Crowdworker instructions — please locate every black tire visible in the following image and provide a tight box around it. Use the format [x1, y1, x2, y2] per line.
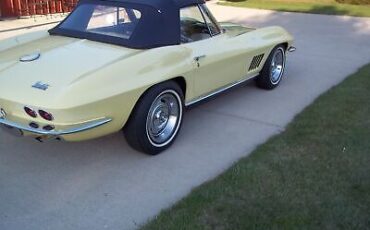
[256, 45, 286, 90]
[124, 81, 184, 155]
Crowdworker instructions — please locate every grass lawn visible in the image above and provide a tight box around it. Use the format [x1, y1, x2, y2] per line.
[141, 63, 370, 229]
[219, 0, 370, 17]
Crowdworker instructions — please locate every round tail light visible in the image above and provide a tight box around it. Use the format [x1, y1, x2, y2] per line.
[24, 107, 37, 118]
[39, 110, 53, 121]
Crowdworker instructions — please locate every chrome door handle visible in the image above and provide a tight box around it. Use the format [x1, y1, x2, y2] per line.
[194, 55, 206, 62]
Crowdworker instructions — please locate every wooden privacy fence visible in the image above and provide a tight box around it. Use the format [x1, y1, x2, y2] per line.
[0, 0, 78, 18]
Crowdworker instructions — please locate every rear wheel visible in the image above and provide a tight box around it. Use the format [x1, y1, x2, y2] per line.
[257, 45, 286, 90]
[124, 81, 184, 155]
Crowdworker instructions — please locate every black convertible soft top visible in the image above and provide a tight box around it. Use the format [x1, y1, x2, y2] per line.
[49, 0, 205, 49]
[115, 0, 204, 8]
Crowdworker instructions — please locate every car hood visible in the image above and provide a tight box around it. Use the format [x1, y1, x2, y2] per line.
[0, 35, 140, 105]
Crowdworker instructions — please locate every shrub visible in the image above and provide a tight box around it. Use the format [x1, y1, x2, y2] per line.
[335, 0, 370, 5]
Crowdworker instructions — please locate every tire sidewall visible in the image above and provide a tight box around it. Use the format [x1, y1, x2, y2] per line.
[145, 89, 183, 148]
[270, 47, 286, 86]
[125, 81, 184, 155]
[257, 44, 287, 90]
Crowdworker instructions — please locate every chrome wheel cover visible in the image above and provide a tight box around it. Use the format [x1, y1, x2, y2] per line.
[146, 90, 182, 147]
[270, 47, 285, 85]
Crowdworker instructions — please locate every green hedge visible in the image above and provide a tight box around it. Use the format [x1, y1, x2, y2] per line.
[335, 0, 369, 4]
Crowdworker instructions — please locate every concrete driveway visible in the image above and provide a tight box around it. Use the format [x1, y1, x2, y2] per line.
[1, 3, 370, 230]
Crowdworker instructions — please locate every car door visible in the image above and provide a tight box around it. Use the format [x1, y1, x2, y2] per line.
[180, 5, 245, 100]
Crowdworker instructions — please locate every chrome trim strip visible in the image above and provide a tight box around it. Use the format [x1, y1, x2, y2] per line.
[198, 4, 213, 37]
[0, 117, 112, 136]
[20, 52, 41, 62]
[185, 73, 259, 107]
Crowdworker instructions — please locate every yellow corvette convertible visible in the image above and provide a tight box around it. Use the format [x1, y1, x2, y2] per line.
[0, 0, 294, 154]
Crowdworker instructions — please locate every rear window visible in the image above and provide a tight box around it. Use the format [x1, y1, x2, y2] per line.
[59, 4, 142, 40]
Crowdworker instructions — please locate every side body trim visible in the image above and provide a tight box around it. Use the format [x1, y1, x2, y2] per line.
[185, 73, 259, 107]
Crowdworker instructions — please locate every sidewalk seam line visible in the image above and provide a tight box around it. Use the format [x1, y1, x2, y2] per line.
[199, 109, 285, 130]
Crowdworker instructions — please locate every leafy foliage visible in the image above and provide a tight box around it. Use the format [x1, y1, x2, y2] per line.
[335, 0, 370, 5]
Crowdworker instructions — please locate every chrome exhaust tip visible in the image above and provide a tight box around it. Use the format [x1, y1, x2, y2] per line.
[288, 46, 297, 52]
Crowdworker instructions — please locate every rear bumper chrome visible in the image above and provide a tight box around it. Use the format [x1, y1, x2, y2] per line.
[0, 117, 112, 138]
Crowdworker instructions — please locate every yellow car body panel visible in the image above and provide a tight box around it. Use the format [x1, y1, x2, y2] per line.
[0, 23, 293, 141]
